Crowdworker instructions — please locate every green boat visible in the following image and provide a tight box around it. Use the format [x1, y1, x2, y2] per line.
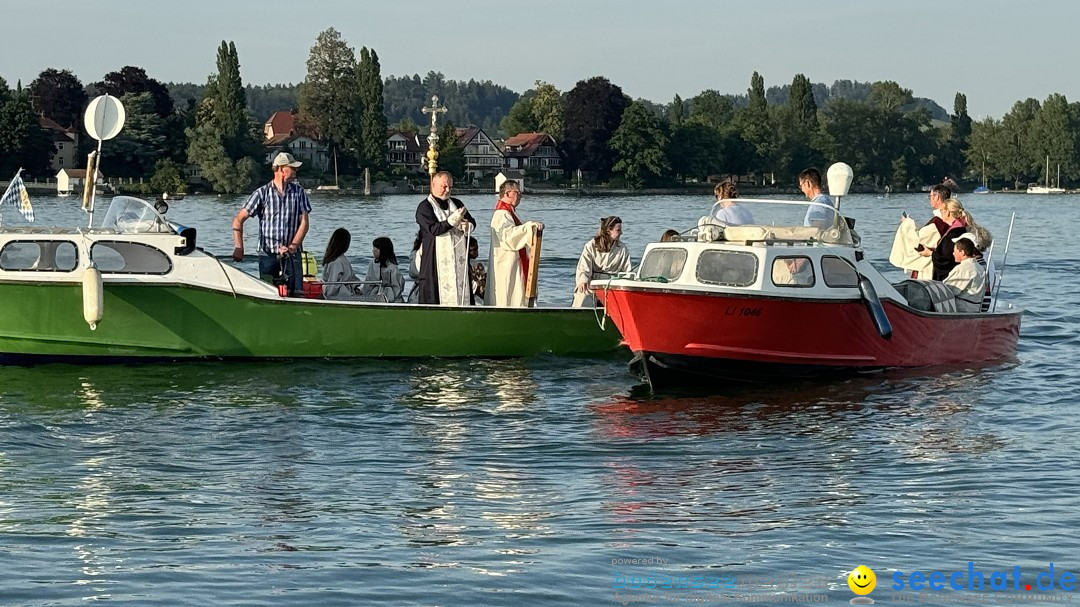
[0, 196, 622, 364]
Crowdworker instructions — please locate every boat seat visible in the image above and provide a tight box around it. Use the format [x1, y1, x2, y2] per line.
[767, 226, 824, 241]
[722, 225, 824, 243]
[892, 279, 957, 313]
[721, 225, 770, 242]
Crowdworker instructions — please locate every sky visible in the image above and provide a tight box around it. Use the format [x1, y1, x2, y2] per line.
[3, 0, 1079, 120]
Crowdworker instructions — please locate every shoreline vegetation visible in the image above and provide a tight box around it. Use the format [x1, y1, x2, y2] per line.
[4, 29, 1077, 197]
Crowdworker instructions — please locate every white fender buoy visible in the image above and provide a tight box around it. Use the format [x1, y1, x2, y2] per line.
[82, 266, 103, 330]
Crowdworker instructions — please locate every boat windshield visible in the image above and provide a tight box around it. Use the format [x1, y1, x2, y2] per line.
[99, 196, 170, 233]
[700, 198, 856, 245]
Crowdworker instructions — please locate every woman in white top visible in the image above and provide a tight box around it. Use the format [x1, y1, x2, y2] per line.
[361, 236, 406, 303]
[573, 216, 631, 307]
[321, 228, 363, 301]
[712, 181, 753, 226]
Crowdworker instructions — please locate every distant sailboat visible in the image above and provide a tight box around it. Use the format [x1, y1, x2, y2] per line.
[974, 159, 990, 194]
[1027, 156, 1066, 194]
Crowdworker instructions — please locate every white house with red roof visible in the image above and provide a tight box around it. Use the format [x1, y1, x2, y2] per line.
[502, 132, 561, 180]
[263, 111, 328, 170]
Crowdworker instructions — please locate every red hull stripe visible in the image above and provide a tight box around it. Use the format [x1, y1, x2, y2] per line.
[684, 343, 878, 362]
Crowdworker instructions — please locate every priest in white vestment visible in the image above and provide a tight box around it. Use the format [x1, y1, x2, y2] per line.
[486, 181, 543, 307]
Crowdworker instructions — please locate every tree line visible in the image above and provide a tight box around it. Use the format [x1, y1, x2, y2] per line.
[3, 31, 1078, 192]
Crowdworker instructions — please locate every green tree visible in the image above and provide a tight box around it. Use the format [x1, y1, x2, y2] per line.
[611, 101, 670, 189]
[774, 73, 823, 182]
[0, 84, 53, 177]
[667, 122, 724, 182]
[186, 41, 261, 193]
[689, 89, 735, 129]
[393, 116, 420, 135]
[1001, 98, 1041, 187]
[298, 28, 360, 167]
[668, 94, 685, 128]
[500, 94, 537, 136]
[562, 76, 630, 178]
[531, 81, 564, 139]
[946, 92, 973, 179]
[820, 98, 937, 188]
[103, 92, 168, 178]
[435, 122, 465, 180]
[29, 68, 88, 129]
[1028, 93, 1077, 182]
[357, 47, 388, 173]
[736, 72, 776, 179]
[149, 159, 186, 194]
[965, 117, 1007, 187]
[93, 66, 174, 118]
[867, 81, 913, 112]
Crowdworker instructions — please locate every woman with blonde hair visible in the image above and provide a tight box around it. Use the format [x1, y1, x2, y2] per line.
[573, 216, 631, 306]
[919, 198, 986, 281]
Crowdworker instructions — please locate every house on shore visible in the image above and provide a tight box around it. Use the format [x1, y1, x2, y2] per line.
[455, 126, 503, 183]
[56, 168, 104, 196]
[386, 130, 425, 175]
[263, 111, 329, 171]
[40, 116, 78, 173]
[502, 132, 562, 181]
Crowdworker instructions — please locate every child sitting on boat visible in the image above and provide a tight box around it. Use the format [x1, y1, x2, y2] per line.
[361, 237, 406, 303]
[322, 228, 363, 301]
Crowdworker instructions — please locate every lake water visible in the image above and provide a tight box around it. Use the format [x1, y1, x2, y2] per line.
[1, 191, 1076, 606]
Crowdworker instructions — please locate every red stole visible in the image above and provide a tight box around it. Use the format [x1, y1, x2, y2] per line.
[495, 199, 529, 280]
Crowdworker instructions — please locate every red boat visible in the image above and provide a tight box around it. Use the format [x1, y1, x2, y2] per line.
[595, 179, 1021, 390]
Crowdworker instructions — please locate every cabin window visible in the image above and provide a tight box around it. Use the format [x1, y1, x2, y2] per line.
[771, 256, 816, 287]
[91, 241, 172, 274]
[0, 241, 79, 272]
[821, 256, 859, 288]
[639, 247, 687, 282]
[696, 250, 758, 287]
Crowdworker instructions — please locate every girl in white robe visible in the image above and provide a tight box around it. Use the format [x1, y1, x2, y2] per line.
[573, 216, 631, 307]
[321, 228, 363, 301]
[361, 236, 406, 303]
[486, 183, 543, 307]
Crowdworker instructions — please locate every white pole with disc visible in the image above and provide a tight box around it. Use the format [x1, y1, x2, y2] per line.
[82, 95, 126, 228]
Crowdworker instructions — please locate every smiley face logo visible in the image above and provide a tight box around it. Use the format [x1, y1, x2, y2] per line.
[848, 565, 877, 595]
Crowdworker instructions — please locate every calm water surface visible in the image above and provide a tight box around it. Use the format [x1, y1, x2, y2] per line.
[0, 192, 1076, 605]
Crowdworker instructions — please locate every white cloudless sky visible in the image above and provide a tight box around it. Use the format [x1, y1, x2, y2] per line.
[2, 0, 1077, 119]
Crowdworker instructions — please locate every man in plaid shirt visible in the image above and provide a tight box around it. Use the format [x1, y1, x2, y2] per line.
[232, 152, 311, 295]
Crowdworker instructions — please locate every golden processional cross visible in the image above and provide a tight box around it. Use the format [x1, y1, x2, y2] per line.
[421, 95, 448, 175]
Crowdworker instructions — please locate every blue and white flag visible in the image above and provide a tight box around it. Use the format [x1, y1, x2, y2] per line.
[0, 170, 35, 222]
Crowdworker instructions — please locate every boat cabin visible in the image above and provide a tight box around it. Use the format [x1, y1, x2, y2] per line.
[617, 198, 990, 315]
